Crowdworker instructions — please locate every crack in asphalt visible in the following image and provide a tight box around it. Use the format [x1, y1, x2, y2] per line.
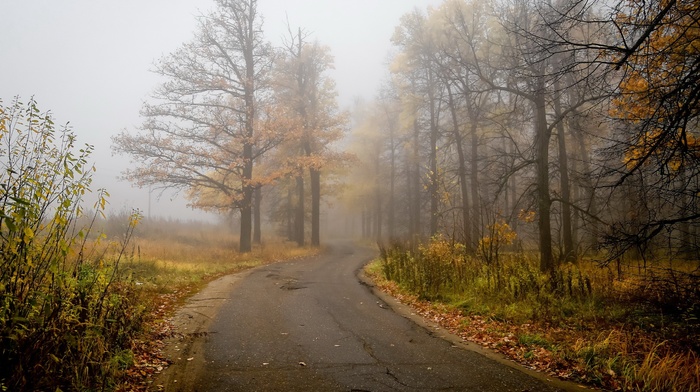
[361, 340, 377, 361]
[280, 282, 308, 290]
[385, 367, 412, 389]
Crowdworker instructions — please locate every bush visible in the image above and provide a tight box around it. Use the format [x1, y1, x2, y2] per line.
[0, 98, 144, 391]
[378, 236, 595, 316]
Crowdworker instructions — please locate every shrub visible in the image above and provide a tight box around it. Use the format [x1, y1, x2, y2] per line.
[0, 98, 144, 391]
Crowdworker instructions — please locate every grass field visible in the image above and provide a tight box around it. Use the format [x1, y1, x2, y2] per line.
[101, 217, 318, 304]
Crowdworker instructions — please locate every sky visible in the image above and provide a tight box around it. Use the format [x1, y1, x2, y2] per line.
[1, 0, 441, 222]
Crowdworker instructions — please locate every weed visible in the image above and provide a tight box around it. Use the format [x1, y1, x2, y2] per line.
[518, 333, 551, 349]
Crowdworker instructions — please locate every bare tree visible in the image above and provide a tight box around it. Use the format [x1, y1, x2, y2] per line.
[112, 0, 274, 253]
[600, 0, 700, 260]
[392, 9, 447, 241]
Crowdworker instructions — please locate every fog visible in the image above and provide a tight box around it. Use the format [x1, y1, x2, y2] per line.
[1, 0, 440, 222]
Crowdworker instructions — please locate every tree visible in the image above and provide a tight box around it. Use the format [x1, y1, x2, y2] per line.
[392, 8, 446, 241]
[377, 87, 403, 241]
[430, 0, 499, 249]
[604, 0, 700, 258]
[112, 0, 274, 253]
[271, 29, 348, 247]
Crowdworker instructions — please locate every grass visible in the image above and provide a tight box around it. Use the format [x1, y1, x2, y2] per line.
[124, 237, 316, 302]
[371, 239, 700, 392]
[103, 217, 319, 306]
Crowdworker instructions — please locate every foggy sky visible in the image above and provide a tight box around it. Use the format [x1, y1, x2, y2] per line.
[1, 0, 440, 222]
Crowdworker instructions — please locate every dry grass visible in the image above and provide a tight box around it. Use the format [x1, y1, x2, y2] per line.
[627, 347, 700, 391]
[132, 228, 315, 296]
[95, 217, 320, 312]
[123, 236, 314, 294]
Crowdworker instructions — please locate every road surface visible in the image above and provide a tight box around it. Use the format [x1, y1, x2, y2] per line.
[157, 241, 583, 391]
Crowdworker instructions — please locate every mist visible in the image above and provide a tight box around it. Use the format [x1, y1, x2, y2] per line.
[1, 0, 441, 223]
[3, 0, 698, 260]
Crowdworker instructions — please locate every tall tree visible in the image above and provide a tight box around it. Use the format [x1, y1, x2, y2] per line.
[392, 9, 446, 241]
[431, 0, 499, 248]
[378, 88, 402, 241]
[112, 0, 273, 253]
[272, 29, 347, 247]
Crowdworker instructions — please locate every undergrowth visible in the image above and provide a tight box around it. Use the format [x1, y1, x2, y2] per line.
[0, 98, 146, 391]
[376, 237, 700, 391]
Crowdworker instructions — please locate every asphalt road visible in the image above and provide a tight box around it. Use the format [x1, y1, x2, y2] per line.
[160, 241, 579, 392]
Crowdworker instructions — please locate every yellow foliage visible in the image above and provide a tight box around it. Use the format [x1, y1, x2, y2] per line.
[611, 0, 700, 170]
[419, 235, 464, 261]
[518, 209, 536, 223]
[477, 220, 517, 265]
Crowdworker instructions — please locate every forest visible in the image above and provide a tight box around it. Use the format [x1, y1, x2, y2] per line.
[349, 0, 699, 270]
[347, 0, 700, 389]
[1, 0, 699, 390]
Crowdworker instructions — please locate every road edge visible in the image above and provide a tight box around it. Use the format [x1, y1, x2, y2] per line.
[356, 262, 593, 392]
[149, 268, 258, 391]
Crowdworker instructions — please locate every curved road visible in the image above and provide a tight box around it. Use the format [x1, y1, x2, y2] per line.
[158, 241, 580, 391]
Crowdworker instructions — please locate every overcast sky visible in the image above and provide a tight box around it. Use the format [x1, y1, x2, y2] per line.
[1, 0, 441, 222]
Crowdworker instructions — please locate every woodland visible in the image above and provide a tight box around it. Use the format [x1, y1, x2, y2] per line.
[350, 0, 700, 389]
[1, 0, 699, 390]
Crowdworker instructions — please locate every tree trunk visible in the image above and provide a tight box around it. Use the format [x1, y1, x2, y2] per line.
[469, 120, 480, 249]
[374, 161, 383, 242]
[384, 103, 397, 241]
[534, 87, 554, 272]
[570, 109, 597, 250]
[447, 84, 471, 248]
[310, 168, 320, 247]
[428, 73, 439, 237]
[287, 185, 293, 241]
[239, 138, 253, 253]
[253, 186, 262, 245]
[388, 125, 396, 240]
[239, 10, 256, 254]
[361, 207, 367, 239]
[410, 90, 422, 244]
[553, 85, 575, 263]
[570, 137, 580, 249]
[295, 174, 305, 246]
[240, 187, 253, 253]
